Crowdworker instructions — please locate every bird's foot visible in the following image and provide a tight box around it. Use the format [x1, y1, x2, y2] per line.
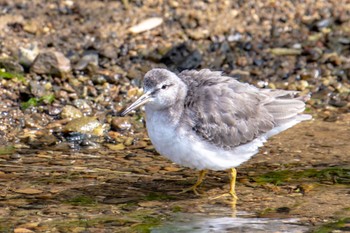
[177, 185, 201, 196]
[210, 191, 238, 203]
[177, 170, 207, 196]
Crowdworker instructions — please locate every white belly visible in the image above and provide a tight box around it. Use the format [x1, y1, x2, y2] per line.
[145, 109, 309, 171]
[145, 111, 265, 171]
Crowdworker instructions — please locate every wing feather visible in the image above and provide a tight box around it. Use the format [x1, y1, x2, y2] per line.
[178, 69, 309, 149]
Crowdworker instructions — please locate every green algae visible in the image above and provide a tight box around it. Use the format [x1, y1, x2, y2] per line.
[312, 217, 350, 233]
[0, 146, 15, 155]
[254, 167, 350, 185]
[130, 213, 163, 233]
[20, 94, 55, 110]
[0, 70, 25, 82]
[66, 195, 97, 206]
[53, 216, 139, 232]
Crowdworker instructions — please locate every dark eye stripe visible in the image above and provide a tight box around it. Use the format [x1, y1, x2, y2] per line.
[151, 88, 160, 95]
[150, 83, 174, 95]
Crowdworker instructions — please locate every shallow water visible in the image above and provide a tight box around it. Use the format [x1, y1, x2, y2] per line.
[0, 119, 349, 232]
[153, 209, 308, 233]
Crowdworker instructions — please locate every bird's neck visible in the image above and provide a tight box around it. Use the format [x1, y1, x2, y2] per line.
[146, 99, 185, 126]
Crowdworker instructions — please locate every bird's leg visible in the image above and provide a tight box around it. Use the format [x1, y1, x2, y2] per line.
[178, 170, 207, 195]
[210, 168, 238, 205]
[229, 168, 238, 201]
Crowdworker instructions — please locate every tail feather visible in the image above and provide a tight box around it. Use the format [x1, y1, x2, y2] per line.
[262, 90, 311, 126]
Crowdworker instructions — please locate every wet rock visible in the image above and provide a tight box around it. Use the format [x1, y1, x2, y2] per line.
[30, 50, 71, 77]
[105, 143, 125, 150]
[72, 99, 92, 115]
[111, 117, 132, 131]
[47, 106, 61, 116]
[63, 116, 105, 136]
[60, 105, 83, 119]
[123, 137, 133, 146]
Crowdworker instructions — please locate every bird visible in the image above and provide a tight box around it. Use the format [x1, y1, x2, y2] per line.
[120, 68, 311, 203]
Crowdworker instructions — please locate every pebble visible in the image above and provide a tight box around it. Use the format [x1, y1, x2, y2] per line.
[105, 143, 125, 150]
[13, 188, 43, 194]
[16, 42, 38, 64]
[129, 17, 163, 34]
[111, 117, 132, 131]
[60, 105, 83, 119]
[30, 50, 71, 76]
[73, 99, 92, 115]
[14, 228, 35, 233]
[74, 52, 99, 71]
[0, 59, 24, 73]
[63, 116, 104, 136]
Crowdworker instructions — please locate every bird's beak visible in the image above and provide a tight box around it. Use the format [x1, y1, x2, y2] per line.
[119, 92, 152, 116]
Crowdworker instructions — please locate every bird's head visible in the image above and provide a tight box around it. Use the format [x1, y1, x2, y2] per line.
[120, 69, 186, 116]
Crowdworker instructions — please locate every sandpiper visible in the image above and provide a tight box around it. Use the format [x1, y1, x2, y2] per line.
[120, 68, 311, 203]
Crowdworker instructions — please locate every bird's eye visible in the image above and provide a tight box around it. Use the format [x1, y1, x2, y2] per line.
[161, 84, 168, 90]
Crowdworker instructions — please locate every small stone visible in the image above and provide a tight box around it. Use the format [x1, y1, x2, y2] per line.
[10, 153, 21, 159]
[30, 50, 71, 77]
[127, 87, 141, 98]
[268, 48, 302, 56]
[14, 228, 35, 233]
[138, 201, 163, 207]
[17, 222, 39, 229]
[298, 80, 309, 91]
[63, 117, 104, 136]
[61, 105, 83, 119]
[47, 106, 62, 116]
[123, 137, 134, 146]
[18, 43, 40, 67]
[131, 140, 148, 149]
[129, 17, 163, 34]
[74, 52, 99, 71]
[105, 143, 125, 150]
[111, 117, 132, 131]
[13, 188, 43, 194]
[23, 21, 40, 34]
[72, 99, 92, 115]
[163, 166, 182, 172]
[0, 59, 24, 73]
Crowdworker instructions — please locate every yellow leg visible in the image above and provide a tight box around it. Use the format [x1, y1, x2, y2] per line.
[229, 168, 238, 201]
[210, 168, 238, 205]
[178, 170, 207, 195]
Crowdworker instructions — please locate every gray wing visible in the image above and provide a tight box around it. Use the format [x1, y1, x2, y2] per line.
[179, 69, 308, 149]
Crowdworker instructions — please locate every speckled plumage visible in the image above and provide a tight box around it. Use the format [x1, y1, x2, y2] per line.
[121, 68, 311, 171]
